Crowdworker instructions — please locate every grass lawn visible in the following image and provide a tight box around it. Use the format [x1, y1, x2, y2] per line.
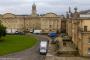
[0, 35, 38, 56]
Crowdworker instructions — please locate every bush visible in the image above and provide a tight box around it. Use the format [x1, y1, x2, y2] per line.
[0, 23, 6, 38]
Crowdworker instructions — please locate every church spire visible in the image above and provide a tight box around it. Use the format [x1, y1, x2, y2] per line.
[69, 6, 71, 13]
[32, 3, 37, 16]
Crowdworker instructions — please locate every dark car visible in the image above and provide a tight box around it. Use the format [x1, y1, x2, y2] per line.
[15, 31, 24, 35]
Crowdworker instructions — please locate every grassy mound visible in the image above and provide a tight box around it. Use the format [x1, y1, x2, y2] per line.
[0, 35, 37, 56]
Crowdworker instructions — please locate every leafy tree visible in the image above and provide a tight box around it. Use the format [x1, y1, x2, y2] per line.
[0, 23, 6, 38]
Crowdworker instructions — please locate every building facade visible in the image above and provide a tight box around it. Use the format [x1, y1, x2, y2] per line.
[0, 3, 62, 33]
[66, 8, 90, 56]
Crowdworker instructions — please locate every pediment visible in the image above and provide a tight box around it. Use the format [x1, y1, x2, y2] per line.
[3, 13, 15, 18]
[43, 12, 58, 17]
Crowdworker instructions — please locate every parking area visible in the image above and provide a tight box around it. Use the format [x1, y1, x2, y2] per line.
[45, 36, 90, 60]
[45, 56, 90, 60]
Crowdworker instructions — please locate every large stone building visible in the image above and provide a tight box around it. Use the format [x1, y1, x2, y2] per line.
[0, 3, 62, 33]
[66, 8, 90, 56]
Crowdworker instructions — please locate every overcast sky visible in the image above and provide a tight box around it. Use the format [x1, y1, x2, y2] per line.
[0, 0, 90, 15]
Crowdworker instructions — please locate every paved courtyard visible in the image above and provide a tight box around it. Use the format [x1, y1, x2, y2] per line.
[45, 55, 90, 60]
[45, 36, 90, 60]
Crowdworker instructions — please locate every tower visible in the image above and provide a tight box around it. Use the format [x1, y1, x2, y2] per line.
[69, 7, 71, 13]
[74, 7, 78, 13]
[66, 12, 69, 19]
[68, 7, 73, 18]
[32, 3, 37, 16]
[74, 7, 80, 18]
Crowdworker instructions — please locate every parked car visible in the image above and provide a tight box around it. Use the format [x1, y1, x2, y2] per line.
[48, 32, 57, 37]
[61, 33, 66, 37]
[63, 36, 70, 41]
[15, 31, 24, 35]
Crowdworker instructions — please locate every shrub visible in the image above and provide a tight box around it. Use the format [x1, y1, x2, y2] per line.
[0, 23, 6, 39]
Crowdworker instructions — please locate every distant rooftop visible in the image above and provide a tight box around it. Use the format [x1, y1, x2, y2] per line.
[80, 10, 90, 18]
[80, 10, 90, 14]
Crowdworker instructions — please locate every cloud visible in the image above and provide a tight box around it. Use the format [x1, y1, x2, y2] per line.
[0, 0, 89, 15]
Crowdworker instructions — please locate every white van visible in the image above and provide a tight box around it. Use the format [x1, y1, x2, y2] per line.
[33, 30, 42, 34]
[39, 41, 48, 55]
